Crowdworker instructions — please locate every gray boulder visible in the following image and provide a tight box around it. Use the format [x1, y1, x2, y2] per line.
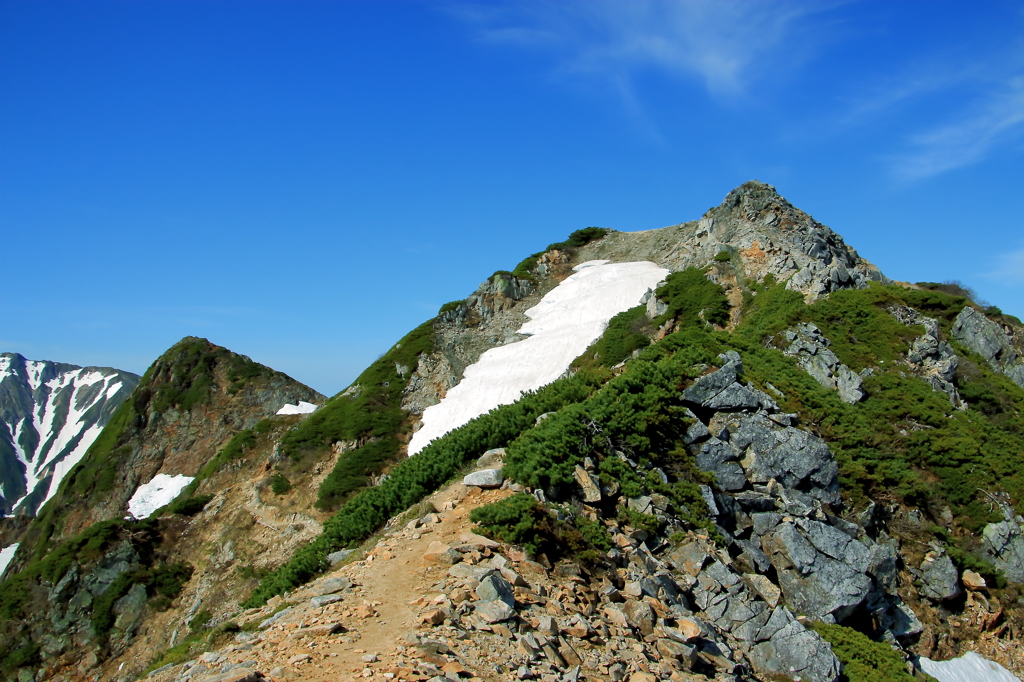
[683, 354, 742, 405]
[762, 522, 872, 621]
[463, 469, 504, 488]
[748, 617, 841, 682]
[952, 307, 1024, 389]
[890, 305, 965, 408]
[477, 448, 505, 468]
[310, 576, 351, 596]
[476, 574, 515, 608]
[740, 421, 840, 504]
[695, 438, 747, 491]
[918, 550, 961, 601]
[326, 549, 355, 565]
[112, 582, 148, 634]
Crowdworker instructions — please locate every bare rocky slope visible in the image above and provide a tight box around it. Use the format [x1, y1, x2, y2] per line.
[3, 182, 1024, 682]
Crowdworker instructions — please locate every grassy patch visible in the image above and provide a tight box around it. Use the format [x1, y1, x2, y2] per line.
[811, 623, 922, 682]
[652, 267, 732, 328]
[573, 305, 652, 369]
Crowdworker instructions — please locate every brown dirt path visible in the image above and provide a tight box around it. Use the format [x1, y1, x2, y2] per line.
[238, 484, 512, 682]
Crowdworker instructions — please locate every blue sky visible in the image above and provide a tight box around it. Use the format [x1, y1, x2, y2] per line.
[2, 0, 1023, 396]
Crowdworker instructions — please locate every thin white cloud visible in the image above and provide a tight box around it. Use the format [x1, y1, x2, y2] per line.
[450, 0, 837, 98]
[988, 247, 1024, 285]
[890, 76, 1024, 181]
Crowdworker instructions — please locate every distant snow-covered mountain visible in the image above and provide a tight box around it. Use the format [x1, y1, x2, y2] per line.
[0, 353, 139, 516]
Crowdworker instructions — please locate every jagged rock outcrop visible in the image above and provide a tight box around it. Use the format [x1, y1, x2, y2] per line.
[952, 307, 1024, 388]
[439, 272, 536, 326]
[672, 354, 923, 667]
[0, 353, 140, 516]
[780, 323, 865, 404]
[889, 306, 964, 408]
[579, 181, 889, 301]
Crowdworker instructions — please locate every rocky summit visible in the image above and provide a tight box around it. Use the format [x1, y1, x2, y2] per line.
[2, 181, 1024, 682]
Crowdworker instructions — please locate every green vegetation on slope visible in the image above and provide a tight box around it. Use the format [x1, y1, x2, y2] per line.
[572, 305, 652, 369]
[506, 227, 611, 281]
[0, 519, 192, 675]
[652, 267, 732, 328]
[275, 320, 435, 510]
[23, 337, 290, 562]
[732, 281, 1024, 533]
[469, 492, 614, 564]
[243, 368, 609, 606]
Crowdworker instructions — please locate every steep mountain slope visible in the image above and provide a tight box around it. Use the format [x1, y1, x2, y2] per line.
[4, 181, 1024, 682]
[20, 337, 325, 555]
[0, 337, 326, 678]
[0, 353, 139, 517]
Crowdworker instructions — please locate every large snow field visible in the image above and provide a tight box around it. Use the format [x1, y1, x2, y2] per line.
[127, 474, 195, 519]
[408, 260, 670, 455]
[920, 652, 1021, 682]
[0, 543, 19, 578]
[277, 401, 318, 415]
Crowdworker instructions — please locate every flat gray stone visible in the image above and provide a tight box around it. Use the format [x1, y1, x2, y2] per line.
[463, 469, 504, 488]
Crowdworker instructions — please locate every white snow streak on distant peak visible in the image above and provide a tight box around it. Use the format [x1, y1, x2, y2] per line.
[127, 474, 194, 520]
[42, 423, 103, 508]
[0, 543, 19, 578]
[25, 361, 45, 392]
[408, 260, 669, 455]
[277, 401, 318, 415]
[39, 370, 107, 472]
[919, 653, 1021, 682]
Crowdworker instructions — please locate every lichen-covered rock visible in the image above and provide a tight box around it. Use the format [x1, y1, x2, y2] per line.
[112, 582, 148, 634]
[572, 466, 601, 503]
[716, 413, 840, 503]
[474, 599, 515, 623]
[475, 574, 515, 608]
[682, 352, 779, 413]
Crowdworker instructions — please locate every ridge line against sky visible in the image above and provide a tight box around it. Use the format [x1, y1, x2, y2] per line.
[1, 0, 1023, 395]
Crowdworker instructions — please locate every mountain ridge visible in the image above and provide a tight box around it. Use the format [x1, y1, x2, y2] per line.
[3, 181, 1024, 682]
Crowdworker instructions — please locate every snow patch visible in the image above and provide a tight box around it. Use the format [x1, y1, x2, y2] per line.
[0, 543, 18, 578]
[127, 474, 195, 520]
[919, 652, 1021, 682]
[25, 361, 46, 392]
[408, 260, 670, 455]
[276, 401, 318, 416]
